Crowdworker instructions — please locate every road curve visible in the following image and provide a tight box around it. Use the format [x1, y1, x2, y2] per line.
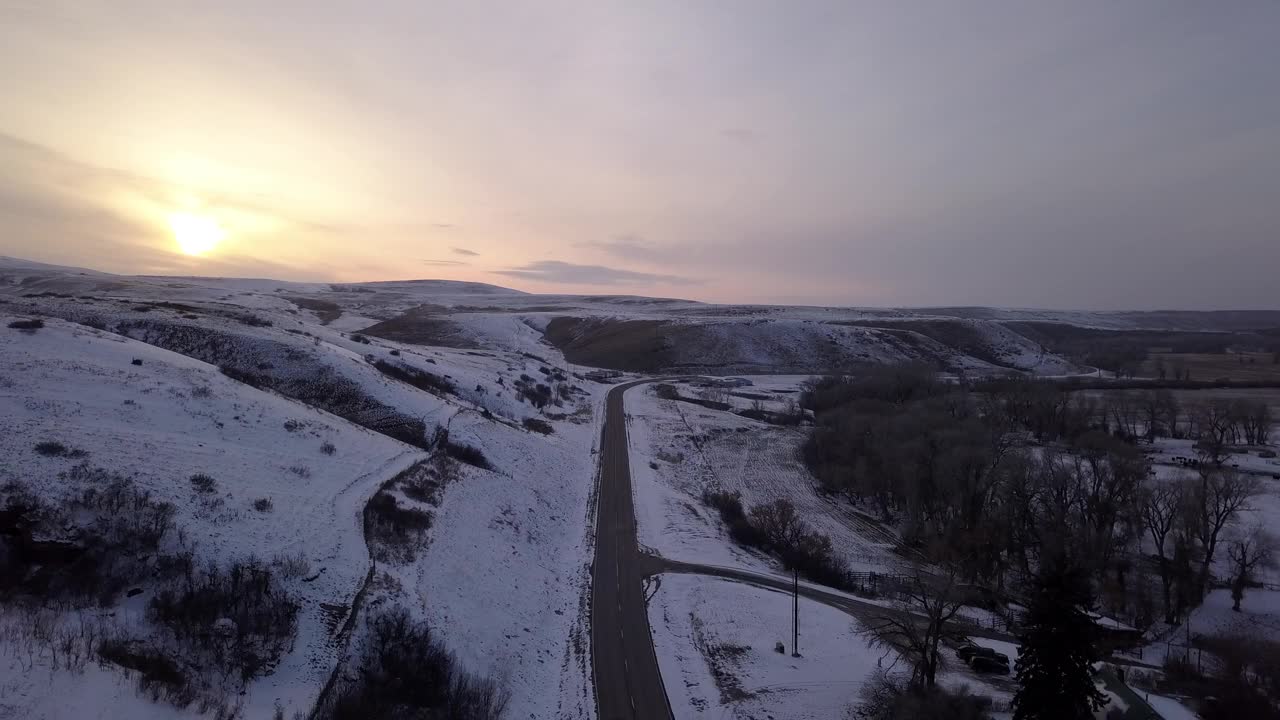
[592, 379, 673, 720]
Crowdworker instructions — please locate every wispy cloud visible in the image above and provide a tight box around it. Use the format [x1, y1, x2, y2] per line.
[451, 246, 479, 256]
[575, 234, 670, 264]
[493, 260, 698, 286]
[421, 259, 467, 267]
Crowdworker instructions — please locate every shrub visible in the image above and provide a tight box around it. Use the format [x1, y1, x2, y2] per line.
[394, 458, 455, 507]
[321, 441, 337, 455]
[654, 383, 680, 400]
[857, 670, 993, 719]
[219, 365, 270, 390]
[514, 377, 554, 408]
[236, 314, 273, 327]
[522, 418, 554, 435]
[442, 439, 490, 470]
[97, 639, 194, 706]
[389, 349, 401, 356]
[364, 492, 432, 563]
[2, 473, 176, 606]
[283, 419, 304, 432]
[700, 490, 847, 588]
[427, 426, 492, 469]
[8, 318, 44, 330]
[189, 474, 218, 494]
[148, 560, 299, 685]
[288, 464, 312, 479]
[271, 552, 311, 580]
[34, 440, 69, 456]
[190, 385, 212, 398]
[371, 359, 455, 396]
[317, 606, 508, 720]
[351, 334, 372, 344]
[131, 358, 144, 366]
[253, 497, 273, 512]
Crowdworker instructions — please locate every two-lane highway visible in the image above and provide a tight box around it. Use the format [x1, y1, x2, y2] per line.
[591, 380, 673, 720]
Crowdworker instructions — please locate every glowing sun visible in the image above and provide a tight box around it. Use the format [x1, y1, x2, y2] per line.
[169, 212, 225, 256]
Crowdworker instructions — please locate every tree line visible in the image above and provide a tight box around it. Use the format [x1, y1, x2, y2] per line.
[806, 367, 1280, 718]
[801, 367, 1274, 628]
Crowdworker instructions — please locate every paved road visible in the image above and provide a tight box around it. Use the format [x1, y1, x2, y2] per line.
[590, 378, 1017, 719]
[592, 380, 673, 720]
[649, 557, 1020, 645]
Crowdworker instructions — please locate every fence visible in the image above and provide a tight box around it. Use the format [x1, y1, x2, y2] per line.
[841, 571, 1022, 635]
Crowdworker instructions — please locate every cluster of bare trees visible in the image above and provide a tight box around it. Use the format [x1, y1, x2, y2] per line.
[1188, 398, 1273, 464]
[1140, 470, 1270, 623]
[975, 379, 1272, 450]
[802, 370, 1275, 630]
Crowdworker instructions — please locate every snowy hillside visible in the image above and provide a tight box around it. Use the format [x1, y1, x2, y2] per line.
[0, 260, 609, 719]
[3, 257, 1277, 718]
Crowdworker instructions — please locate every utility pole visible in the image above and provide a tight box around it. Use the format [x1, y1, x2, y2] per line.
[792, 568, 800, 657]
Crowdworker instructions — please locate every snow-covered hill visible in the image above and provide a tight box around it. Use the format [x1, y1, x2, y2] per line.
[0, 260, 607, 719]
[2, 256, 1277, 718]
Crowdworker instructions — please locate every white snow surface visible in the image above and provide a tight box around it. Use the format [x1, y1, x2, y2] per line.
[1145, 693, 1199, 720]
[0, 316, 416, 717]
[647, 574, 881, 719]
[627, 381, 905, 577]
[0, 281, 604, 719]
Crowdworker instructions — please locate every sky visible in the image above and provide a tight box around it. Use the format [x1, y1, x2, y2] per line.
[1, 1, 1278, 309]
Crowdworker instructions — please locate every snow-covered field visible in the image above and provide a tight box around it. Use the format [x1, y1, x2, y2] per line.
[647, 574, 881, 719]
[627, 379, 906, 577]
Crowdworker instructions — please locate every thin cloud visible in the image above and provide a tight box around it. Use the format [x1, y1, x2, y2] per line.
[451, 246, 479, 256]
[493, 260, 698, 286]
[576, 235, 669, 264]
[421, 259, 467, 267]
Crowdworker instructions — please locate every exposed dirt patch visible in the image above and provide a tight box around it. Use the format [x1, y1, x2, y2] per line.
[358, 305, 478, 348]
[544, 316, 680, 371]
[284, 295, 342, 324]
[835, 319, 1012, 368]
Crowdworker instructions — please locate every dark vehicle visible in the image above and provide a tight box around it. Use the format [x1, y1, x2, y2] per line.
[969, 646, 1011, 666]
[956, 642, 982, 662]
[969, 654, 1011, 674]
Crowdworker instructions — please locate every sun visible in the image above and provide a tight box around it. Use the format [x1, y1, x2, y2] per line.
[169, 212, 225, 256]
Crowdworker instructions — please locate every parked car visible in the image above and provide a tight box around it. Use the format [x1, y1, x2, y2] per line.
[969, 654, 1010, 674]
[956, 641, 982, 662]
[969, 647, 1011, 666]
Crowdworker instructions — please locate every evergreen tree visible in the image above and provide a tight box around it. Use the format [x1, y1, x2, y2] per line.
[1012, 561, 1106, 720]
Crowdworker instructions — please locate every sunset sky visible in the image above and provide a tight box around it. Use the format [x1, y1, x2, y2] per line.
[1, 1, 1278, 308]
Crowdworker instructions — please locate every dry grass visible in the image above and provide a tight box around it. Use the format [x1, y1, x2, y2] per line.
[1142, 352, 1280, 382]
[358, 305, 476, 348]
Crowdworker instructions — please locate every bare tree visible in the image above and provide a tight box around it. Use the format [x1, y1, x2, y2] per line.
[1139, 389, 1180, 442]
[1107, 392, 1142, 439]
[1227, 525, 1276, 611]
[1140, 482, 1187, 623]
[860, 559, 966, 690]
[1189, 469, 1259, 597]
[1237, 401, 1273, 446]
[749, 499, 808, 551]
[1070, 433, 1148, 571]
[1192, 401, 1238, 466]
